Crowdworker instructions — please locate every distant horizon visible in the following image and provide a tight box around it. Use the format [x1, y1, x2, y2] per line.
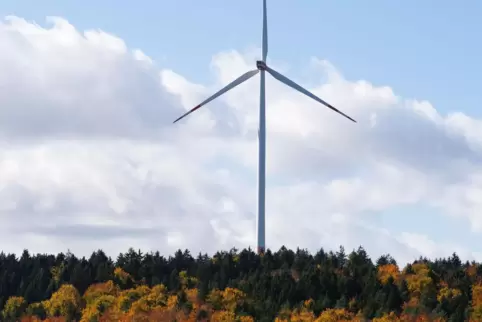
[0, 244, 473, 267]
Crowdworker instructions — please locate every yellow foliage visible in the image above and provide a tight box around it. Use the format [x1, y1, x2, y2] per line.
[471, 306, 482, 322]
[275, 307, 315, 322]
[202, 287, 248, 312]
[410, 263, 430, 275]
[373, 312, 400, 321]
[117, 285, 151, 312]
[471, 284, 482, 321]
[275, 307, 291, 321]
[12, 272, 462, 322]
[122, 284, 169, 318]
[222, 287, 246, 312]
[80, 294, 116, 322]
[238, 315, 255, 322]
[43, 284, 81, 320]
[178, 270, 198, 290]
[315, 308, 355, 322]
[437, 286, 461, 302]
[378, 264, 400, 285]
[114, 267, 133, 286]
[139, 284, 168, 309]
[95, 284, 170, 321]
[292, 309, 316, 322]
[2, 296, 27, 320]
[472, 284, 482, 307]
[50, 264, 65, 286]
[179, 270, 189, 286]
[404, 264, 433, 297]
[151, 283, 167, 294]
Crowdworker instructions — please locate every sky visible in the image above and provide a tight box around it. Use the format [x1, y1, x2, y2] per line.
[1, 0, 482, 264]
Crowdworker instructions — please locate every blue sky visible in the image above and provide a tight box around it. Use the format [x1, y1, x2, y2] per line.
[3, 0, 482, 118]
[2, 0, 482, 259]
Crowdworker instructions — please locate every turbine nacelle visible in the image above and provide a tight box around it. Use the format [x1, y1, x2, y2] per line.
[256, 60, 267, 71]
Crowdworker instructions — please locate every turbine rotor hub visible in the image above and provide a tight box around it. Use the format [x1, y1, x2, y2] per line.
[256, 60, 267, 71]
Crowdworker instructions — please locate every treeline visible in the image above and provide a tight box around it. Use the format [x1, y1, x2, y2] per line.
[0, 246, 480, 321]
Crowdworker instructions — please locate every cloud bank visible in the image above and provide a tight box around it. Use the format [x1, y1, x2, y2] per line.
[1, 16, 481, 264]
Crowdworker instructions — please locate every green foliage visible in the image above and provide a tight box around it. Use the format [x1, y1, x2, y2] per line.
[0, 246, 477, 321]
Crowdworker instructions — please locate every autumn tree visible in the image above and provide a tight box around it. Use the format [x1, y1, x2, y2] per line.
[43, 284, 81, 321]
[2, 296, 27, 321]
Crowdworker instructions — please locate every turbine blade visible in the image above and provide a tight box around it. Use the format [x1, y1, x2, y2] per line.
[173, 69, 259, 123]
[262, 0, 268, 61]
[265, 66, 356, 123]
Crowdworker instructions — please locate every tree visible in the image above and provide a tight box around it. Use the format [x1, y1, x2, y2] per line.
[43, 284, 81, 321]
[2, 296, 27, 321]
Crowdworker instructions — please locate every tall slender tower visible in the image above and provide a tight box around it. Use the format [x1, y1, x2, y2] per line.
[256, 0, 268, 255]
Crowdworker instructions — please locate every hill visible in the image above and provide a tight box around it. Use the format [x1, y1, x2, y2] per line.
[0, 246, 478, 321]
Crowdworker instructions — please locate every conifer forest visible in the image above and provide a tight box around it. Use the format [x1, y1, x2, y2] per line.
[0, 246, 480, 321]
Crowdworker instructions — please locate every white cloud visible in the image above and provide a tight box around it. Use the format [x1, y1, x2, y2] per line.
[0, 15, 481, 264]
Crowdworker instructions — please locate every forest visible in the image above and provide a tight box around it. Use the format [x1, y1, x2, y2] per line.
[0, 246, 479, 321]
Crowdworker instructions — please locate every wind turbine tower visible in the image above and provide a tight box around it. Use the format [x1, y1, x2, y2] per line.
[173, 0, 356, 254]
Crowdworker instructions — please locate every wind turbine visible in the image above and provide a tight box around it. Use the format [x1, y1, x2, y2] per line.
[173, 0, 356, 254]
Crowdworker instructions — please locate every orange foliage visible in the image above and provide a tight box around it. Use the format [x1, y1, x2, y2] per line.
[399, 313, 446, 322]
[467, 264, 478, 280]
[166, 294, 179, 309]
[315, 308, 356, 321]
[304, 299, 314, 309]
[211, 309, 236, 321]
[378, 264, 400, 285]
[373, 312, 446, 322]
[20, 317, 43, 322]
